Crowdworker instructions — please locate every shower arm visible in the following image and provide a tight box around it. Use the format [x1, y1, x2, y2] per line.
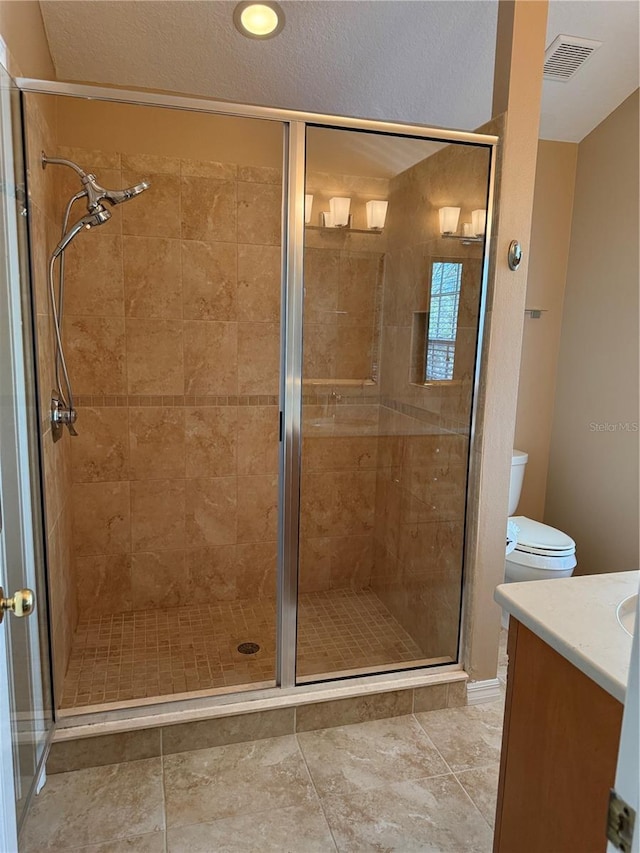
[42, 152, 105, 215]
[41, 153, 88, 179]
[42, 152, 102, 212]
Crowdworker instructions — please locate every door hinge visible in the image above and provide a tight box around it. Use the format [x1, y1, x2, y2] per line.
[607, 788, 636, 853]
[279, 410, 283, 442]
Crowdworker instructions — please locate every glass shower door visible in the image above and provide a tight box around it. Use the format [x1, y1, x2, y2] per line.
[296, 125, 492, 683]
[23, 89, 287, 710]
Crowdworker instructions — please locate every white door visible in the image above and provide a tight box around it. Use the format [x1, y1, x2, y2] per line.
[607, 591, 639, 853]
[0, 54, 54, 851]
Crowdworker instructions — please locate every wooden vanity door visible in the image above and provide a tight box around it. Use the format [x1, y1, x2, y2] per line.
[494, 620, 624, 853]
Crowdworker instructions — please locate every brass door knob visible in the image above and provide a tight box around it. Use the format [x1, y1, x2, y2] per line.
[0, 587, 35, 624]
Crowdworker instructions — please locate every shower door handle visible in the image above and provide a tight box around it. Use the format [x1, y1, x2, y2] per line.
[0, 587, 35, 624]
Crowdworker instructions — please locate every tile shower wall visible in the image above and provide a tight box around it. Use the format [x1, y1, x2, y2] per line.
[303, 172, 388, 381]
[371, 144, 489, 659]
[25, 96, 77, 699]
[58, 149, 283, 617]
[298, 172, 388, 597]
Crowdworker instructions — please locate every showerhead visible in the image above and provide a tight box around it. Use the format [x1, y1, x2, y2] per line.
[42, 152, 151, 214]
[83, 175, 151, 209]
[53, 206, 112, 258]
[99, 180, 150, 205]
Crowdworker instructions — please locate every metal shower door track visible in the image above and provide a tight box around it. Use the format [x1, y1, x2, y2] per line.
[15, 79, 498, 145]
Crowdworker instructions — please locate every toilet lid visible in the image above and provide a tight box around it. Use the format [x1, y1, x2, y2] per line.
[510, 516, 576, 557]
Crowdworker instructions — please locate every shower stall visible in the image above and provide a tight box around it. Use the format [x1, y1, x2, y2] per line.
[19, 81, 495, 718]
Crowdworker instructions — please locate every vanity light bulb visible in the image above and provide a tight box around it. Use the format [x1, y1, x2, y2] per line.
[329, 197, 351, 227]
[366, 200, 388, 230]
[439, 206, 460, 235]
[305, 194, 314, 224]
[472, 209, 487, 237]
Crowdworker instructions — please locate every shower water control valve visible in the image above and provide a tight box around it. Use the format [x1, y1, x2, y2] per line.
[51, 393, 78, 438]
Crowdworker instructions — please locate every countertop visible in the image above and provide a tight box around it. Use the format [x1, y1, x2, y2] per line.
[495, 570, 638, 703]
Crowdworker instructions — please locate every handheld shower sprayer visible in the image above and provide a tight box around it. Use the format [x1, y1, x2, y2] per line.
[53, 207, 112, 258]
[42, 152, 150, 438]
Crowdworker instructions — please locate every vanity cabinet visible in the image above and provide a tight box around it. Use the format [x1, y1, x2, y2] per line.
[493, 618, 624, 853]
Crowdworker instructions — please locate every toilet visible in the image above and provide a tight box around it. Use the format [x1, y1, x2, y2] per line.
[505, 449, 577, 583]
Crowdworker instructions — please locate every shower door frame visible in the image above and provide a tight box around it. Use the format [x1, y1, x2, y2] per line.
[17, 77, 498, 707]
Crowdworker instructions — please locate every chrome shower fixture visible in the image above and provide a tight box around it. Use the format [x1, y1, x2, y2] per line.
[42, 152, 150, 438]
[42, 152, 150, 214]
[53, 207, 112, 258]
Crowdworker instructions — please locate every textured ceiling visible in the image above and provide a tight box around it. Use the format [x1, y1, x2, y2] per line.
[543, 0, 639, 142]
[38, 0, 639, 143]
[38, 0, 498, 130]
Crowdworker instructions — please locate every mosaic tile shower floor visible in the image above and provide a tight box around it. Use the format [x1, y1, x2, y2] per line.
[61, 589, 425, 709]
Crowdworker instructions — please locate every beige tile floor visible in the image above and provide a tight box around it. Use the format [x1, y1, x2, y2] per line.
[21, 696, 505, 852]
[61, 589, 425, 709]
[23, 629, 509, 853]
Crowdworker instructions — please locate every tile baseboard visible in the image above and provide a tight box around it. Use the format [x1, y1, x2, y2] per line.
[48, 676, 469, 773]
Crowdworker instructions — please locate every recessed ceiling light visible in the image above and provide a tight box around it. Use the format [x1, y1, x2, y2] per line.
[233, 2, 285, 39]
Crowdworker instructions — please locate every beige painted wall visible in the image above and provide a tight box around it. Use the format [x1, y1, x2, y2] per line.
[0, 0, 54, 78]
[545, 89, 639, 576]
[56, 97, 283, 169]
[514, 140, 577, 519]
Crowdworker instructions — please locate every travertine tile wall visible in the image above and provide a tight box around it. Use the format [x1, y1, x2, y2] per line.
[302, 172, 388, 381]
[299, 396, 380, 595]
[57, 151, 392, 618]
[371, 143, 490, 659]
[25, 95, 77, 699]
[56, 149, 283, 617]
[298, 172, 388, 596]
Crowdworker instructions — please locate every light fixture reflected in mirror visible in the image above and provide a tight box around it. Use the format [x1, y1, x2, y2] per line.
[366, 200, 388, 230]
[439, 206, 460, 235]
[329, 197, 351, 227]
[472, 209, 487, 236]
[439, 207, 485, 244]
[308, 198, 386, 233]
[305, 194, 314, 224]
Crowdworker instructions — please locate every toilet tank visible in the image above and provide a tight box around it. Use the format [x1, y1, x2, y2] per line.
[509, 449, 529, 515]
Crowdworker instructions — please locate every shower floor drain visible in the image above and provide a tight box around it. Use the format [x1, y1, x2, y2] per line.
[237, 642, 260, 655]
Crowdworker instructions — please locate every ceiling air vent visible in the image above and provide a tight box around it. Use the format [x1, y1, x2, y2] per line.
[543, 34, 603, 82]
